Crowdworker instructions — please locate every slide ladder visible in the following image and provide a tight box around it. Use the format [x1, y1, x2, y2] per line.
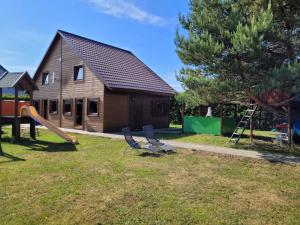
[20, 106, 78, 144]
[229, 103, 258, 144]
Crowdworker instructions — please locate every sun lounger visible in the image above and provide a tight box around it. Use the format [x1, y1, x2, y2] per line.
[143, 125, 175, 152]
[122, 127, 160, 154]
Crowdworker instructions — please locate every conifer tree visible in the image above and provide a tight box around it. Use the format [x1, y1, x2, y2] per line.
[176, 0, 300, 114]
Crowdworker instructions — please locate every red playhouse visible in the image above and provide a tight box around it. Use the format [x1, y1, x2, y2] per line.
[0, 65, 77, 155]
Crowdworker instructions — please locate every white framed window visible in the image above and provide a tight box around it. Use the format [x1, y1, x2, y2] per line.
[74, 65, 84, 81]
[42, 73, 49, 85]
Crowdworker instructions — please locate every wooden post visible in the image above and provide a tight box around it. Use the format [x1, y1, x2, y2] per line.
[30, 119, 36, 140]
[288, 102, 292, 148]
[13, 86, 20, 142]
[59, 39, 63, 128]
[0, 88, 3, 156]
[250, 117, 254, 143]
[181, 103, 185, 134]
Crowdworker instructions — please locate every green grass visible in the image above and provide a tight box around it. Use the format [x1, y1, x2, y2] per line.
[170, 123, 182, 129]
[161, 125, 300, 156]
[0, 128, 300, 225]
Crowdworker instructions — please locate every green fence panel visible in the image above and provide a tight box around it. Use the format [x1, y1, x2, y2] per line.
[183, 116, 236, 136]
[183, 116, 221, 135]
[222, 118, 236, 135]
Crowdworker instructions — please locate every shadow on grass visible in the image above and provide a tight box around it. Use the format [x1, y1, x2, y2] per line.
[258, 151, 300, 164]
[157, 131, 300, 158]
[0, 142, 26, 164]
[155, 133, 197, 140]
[1, 137, 77, 153]
[138, 150, 176, 158]
[234, 132, 300, 154]
[139, 152, 162, 158]
[0, 152, 26, 164]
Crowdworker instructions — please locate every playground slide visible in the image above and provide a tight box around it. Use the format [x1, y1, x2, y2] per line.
[20, 106, 78, 144]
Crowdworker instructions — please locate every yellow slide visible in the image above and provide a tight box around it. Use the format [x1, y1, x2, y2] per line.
[20, 106, 78, 144]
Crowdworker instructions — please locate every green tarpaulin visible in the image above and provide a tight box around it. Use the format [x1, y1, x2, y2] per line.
[183, 116, 236, 136]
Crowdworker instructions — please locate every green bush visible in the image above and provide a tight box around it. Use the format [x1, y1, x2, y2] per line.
[2, 94, 30, 101]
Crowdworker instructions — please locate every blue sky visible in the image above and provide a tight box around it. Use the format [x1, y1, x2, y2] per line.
[0, 0, 189, 91]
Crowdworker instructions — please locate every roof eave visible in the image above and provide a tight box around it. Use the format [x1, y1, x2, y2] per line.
[110, 87, 175, 97]
[12, 72, 39, 91]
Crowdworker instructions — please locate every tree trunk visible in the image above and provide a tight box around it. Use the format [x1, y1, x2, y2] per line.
[234, 104, 237, 120]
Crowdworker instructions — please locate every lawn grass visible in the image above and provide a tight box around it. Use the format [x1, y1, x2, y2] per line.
[164, 125, 300, 156]
[0, 128, 300, 224]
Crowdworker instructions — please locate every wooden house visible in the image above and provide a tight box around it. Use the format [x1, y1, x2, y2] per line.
[32, 30, 174, 132]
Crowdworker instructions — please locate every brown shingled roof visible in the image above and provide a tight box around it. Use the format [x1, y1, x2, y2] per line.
[35, 30, 174, 96]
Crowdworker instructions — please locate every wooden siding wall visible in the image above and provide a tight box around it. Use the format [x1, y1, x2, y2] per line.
[33, 38, 61, 127]
[136, 94, 170, 129]
[103, 90, 170, 132]
[33, 36, 105, 132]
[61, 39, 104, 132]
[103, 90, 129, 132]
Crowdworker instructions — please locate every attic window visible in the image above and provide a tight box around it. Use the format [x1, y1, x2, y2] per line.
[42, 73, 49, 85]
[74, 65, 84, 81]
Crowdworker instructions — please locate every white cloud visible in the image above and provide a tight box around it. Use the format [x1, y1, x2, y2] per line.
[86, 0, 167, 26]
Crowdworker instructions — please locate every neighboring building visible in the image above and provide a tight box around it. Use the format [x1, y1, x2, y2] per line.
[32, 30, 174, 132]
[0, 65, 30, 96]
[0, 65, 7, 76]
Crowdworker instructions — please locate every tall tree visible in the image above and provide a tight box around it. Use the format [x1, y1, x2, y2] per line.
[175, 0, 300, 114]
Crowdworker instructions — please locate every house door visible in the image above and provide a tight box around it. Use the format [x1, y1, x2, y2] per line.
[75, 99, 83, 128]
[129, 95, 143, 130]
[42, 100, 48, 119]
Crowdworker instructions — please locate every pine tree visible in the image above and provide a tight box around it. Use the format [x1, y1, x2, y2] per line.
[175, 0, 300, 114]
